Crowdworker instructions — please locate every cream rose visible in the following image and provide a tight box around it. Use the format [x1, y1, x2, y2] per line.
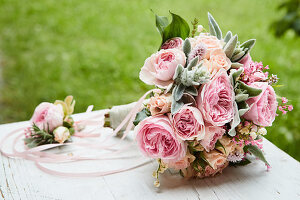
[53, 126, 70, 144]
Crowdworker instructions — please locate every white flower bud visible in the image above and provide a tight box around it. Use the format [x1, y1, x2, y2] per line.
[249, 131, 257, 139]
[257, 127, 267, 135]
[197, 25, 204, 32]
[53, 126, 70, 144]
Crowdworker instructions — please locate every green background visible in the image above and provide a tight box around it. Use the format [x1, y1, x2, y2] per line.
[0, 0, 299, 161]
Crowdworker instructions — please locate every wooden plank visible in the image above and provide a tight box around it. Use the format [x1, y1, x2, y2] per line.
[0, 112, 300, 200]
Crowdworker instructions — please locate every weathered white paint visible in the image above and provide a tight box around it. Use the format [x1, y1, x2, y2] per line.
[0, 111, 300, 200]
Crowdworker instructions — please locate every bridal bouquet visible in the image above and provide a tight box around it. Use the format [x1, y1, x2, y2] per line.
[133, 12, 293, 187]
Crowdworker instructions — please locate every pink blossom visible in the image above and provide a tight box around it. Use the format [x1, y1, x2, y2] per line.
[135, 115, 186, 162]
[200, 126, 225, 152]
[161, 37, 183, 50]
[139, 49, 186, 88]
[173, 106, 205, 140]
[30, 102, 64, 132]
[197, 69, 235, 126]
[282, 97, 288, 104]
[243, 82, 278, 127]
[288, 105, 293, 111]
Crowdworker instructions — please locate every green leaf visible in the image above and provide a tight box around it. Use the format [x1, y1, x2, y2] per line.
[224, 34, 238, 58]
[155, 14, 169, 38]
[228, 102, 240, 136]
[173, 64, 184, 81]
[232, 51, 245, 62]
[235, 93, 249, 102]
[173, 84, 186, 101]
[208, 12, 222, 39]
[237, 81, 262, 97]
[231, 62, 243, 69]
[199, 151, 213, 169]
[183, 39, 191, 57]
[162, 12, 190, 44]
[240, 39, 256, 51]
[237, 101, 250, 116]
[224, 31, 232, 43]
[133, 108, 151, 126]
[171, 100, 184, 115]
[244, 145, 270, 166]
[229, 68, 244, 86]
[215, 140, 226, 154]
[187, 56, 199, 70]
[185, 86, 198, 96]
[229, 158, 251, 166]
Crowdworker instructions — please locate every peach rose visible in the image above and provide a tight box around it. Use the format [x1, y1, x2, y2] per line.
[191, 34, 223, 59]
[147, 93, 171, 116]
[165, 151, 195, 170]
[217, 136, 236, 156]
[198, 162, 228, 178]
[139, 49, 186, 88]
[203, 150, 227, 170]
[203, 48, 231, 78]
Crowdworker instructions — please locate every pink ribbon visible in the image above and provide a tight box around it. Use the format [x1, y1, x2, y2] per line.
[0, 89, 160, 177]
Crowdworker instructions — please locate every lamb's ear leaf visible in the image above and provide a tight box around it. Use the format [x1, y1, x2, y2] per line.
[238, 81, 262, 97]
[183, 39, 191, 57]
[155, 14, 169, 38]
[173, 64, 184, 81]
[224, 34, 238, 58]
[171, 100, 184, 115]
[235, 93, 249, 102]
[133, 108, 151, 126]
[185, 86, 198, 96]
[224, 31, 232, 43]
[162, 12, 190, 44]
[240, 39, 256, 51]
[237, 101, 250, 116]
[187, 56, 199, 70]
[244, 145, 270, 166]
[208, 12, 222, 39]
[173, 83, 185, 101]
[228, 102, 240, 136]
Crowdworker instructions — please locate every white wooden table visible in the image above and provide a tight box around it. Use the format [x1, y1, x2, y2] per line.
[1, 111, 300, 200]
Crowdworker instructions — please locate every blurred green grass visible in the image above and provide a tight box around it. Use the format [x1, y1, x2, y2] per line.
[0, 0, 299, 161]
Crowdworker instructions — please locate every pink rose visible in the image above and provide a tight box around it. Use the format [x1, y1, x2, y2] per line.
[239, 53, 252, 69]
[197, 69, 235, 126]
[203, 150, 227, 170]
[203, 48, 231, 78]
[166, 151, 195, 170]
[147, 94, 171, 116]
[243, 82, 278, 127]
[161, 37, 183, 50]
[200, 126, 225, 152]
[173, 105, 205, 140]
[139, 49, 186, 88]
[135, 115, 186, 162]
[31, 102, 64, 132]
